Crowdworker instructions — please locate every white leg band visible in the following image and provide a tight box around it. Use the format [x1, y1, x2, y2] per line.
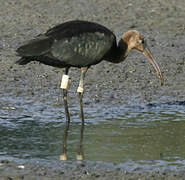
[60, 75, 69, 89]
[77, 87, 84, 93]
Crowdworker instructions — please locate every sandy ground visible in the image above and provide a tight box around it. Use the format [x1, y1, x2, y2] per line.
[0, 0, 185, 179]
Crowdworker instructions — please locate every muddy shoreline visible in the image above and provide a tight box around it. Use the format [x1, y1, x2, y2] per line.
[0, 159, 185, 180]
[0, 0, 185, 179]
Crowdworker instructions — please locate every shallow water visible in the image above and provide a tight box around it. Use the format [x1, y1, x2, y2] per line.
[0, 95, 185, 171]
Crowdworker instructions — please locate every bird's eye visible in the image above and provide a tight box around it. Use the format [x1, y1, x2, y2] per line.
[141, 39, 145, 44]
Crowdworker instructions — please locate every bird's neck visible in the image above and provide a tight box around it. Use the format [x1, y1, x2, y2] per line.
[116, 39, 130, 62]
[107, 39, 130, 63]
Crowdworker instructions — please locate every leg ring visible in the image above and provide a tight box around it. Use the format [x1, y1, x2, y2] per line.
[60, 75, 69, 89]
[77, 87, 84, 93]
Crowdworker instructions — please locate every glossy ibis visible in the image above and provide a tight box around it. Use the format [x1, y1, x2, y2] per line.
[16, 20, 163, 160]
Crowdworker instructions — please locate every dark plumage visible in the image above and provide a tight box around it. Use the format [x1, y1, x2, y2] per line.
[16, 20, 120, 67]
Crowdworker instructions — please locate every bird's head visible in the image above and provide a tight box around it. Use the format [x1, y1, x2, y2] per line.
[122, 30, 164, 85]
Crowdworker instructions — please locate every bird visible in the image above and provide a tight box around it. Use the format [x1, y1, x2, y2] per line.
[16, 20, 164, 160]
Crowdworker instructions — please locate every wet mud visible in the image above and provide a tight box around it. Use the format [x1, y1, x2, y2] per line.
[1, 159, 185, 180]
[0, 0, 185, 179]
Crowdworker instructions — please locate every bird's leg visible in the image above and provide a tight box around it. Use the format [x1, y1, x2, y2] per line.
[77, 67, 88, 122]
[60, 67, 70, 160]
[76, 67, 88, 160]
[61, 68, 70, 122]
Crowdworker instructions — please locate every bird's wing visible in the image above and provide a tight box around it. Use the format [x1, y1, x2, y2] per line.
[16, 21, 116, 67]
[50, 32, 115, 67]
[16, 35, 53, 56]
[45, 20, 114, 40]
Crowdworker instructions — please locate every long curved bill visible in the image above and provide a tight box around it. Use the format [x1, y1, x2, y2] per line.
[143, 48, 164, 86]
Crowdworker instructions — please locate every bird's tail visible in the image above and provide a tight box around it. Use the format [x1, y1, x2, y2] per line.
[15, 57, 31, 65]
